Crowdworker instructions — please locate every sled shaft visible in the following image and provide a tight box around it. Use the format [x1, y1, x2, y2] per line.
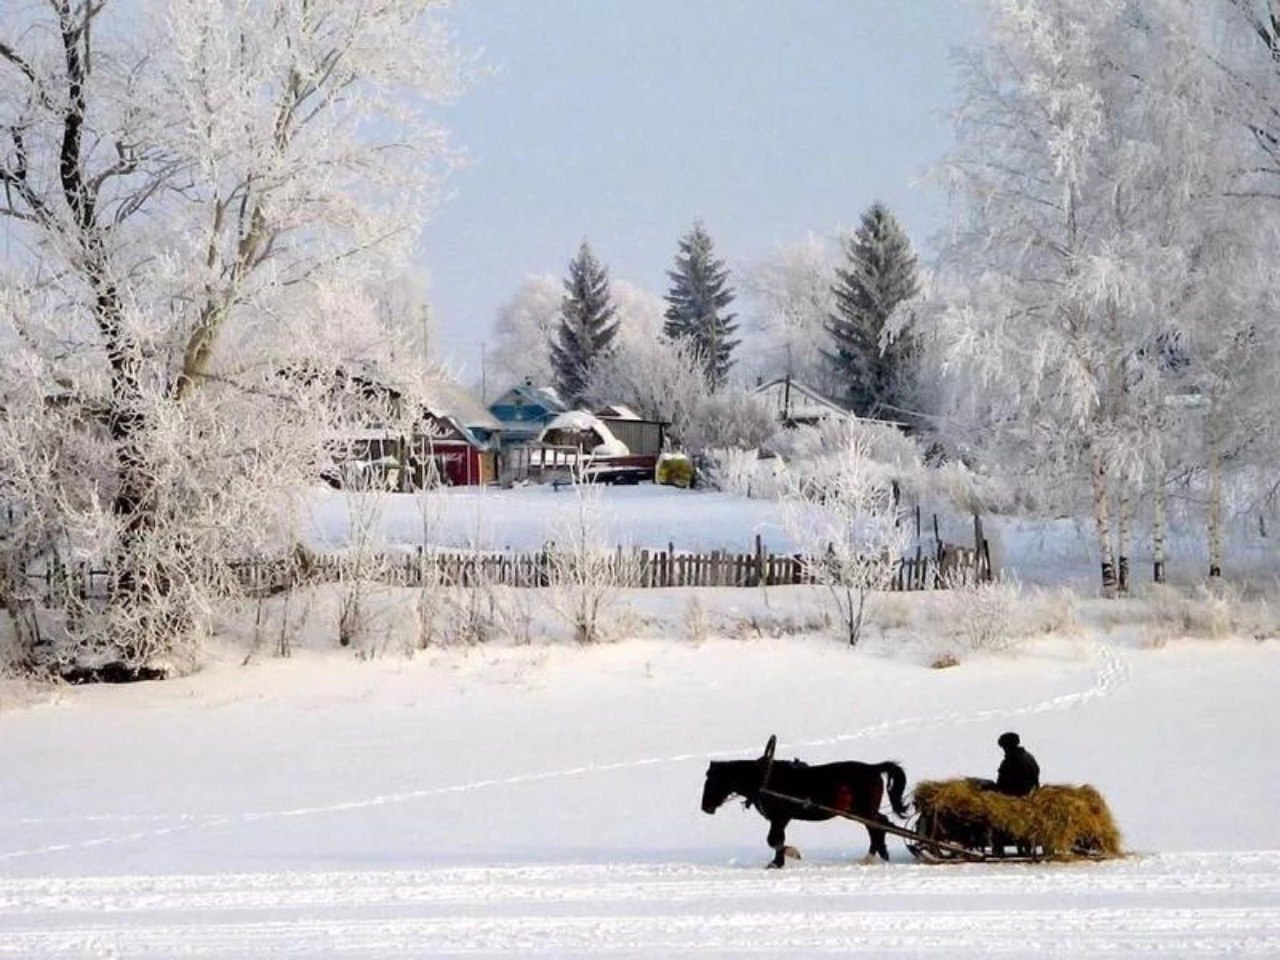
[757, 786, 985, 861]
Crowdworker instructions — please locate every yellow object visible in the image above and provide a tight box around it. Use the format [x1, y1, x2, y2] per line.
[656, 454, 694, 488]
[913, 778, 1122, 859]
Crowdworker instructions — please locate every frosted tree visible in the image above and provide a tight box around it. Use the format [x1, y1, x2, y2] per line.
[612, 281, 667, 353]
[663, 221, 739, 388]
[824, 203, 919, 420]
[925, 0, 1215, 597]
[780, 426, 911, 647]
[551, 242, 619, 407]
[586, 331, 706, 434]
[0, 0, 464, 674]
[490, 274, 562, 390]
[585, 330, 776, 454]
[1177, 1, 1280, 578]
[739, 234, 841, 396]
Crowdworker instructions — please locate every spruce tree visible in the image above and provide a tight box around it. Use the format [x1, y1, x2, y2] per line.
[824, 202, 919, 418]
[663, 221, 739, 388]
[551, 241, 619, 407]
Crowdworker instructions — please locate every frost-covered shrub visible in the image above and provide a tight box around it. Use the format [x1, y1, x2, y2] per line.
[543, 472, 640, 644]
[780, 430, 911, 646]
[703, 448, 783, 499]
[1026, 587, 1082, 637]
[1144, 581, 1277, 642]
[948, 581, 1021, 654]
[677, 387, 778, 455]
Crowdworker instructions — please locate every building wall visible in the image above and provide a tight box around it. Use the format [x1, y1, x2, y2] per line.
[602, 419, 664, 457]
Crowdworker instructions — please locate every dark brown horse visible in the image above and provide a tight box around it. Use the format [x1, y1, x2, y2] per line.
[700, 735, 909, 868]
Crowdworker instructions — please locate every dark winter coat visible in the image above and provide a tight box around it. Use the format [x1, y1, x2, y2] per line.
[996, 746, 1040, 797]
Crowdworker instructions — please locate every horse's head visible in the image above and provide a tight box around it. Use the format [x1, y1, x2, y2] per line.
[702, 736, 777, 814]
[701, 761, 736, 814]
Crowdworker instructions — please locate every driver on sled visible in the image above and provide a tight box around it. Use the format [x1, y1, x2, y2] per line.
[993, 731, 1040, 797]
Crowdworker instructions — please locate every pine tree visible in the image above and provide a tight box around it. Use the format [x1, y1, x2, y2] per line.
[551, 242, 619, 407]
[824, 203, 919, 418]
[663, 222, 739, 388]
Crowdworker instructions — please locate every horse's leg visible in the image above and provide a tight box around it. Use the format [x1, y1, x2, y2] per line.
[868, 814, 892, 861]
[766, 819, 799, 868]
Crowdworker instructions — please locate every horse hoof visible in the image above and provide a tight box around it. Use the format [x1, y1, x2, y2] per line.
[766, 861, 783, 870]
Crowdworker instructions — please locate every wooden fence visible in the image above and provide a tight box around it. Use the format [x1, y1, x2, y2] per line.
[16, 538, 990, 604]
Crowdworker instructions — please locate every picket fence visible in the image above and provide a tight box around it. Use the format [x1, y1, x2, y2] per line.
[21, 537, 990, 604]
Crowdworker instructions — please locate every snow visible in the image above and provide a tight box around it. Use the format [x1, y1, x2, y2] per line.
[541, 411, 630, 457]
[308, 484, 806, 554]
[3, 486, 1278, 956]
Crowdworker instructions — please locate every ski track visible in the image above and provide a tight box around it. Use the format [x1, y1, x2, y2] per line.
[0, 640, 1128, 863]
[1, 853, 1278, 958]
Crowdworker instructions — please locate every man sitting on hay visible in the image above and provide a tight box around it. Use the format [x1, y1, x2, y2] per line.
[911, 731, 1122, 860]
[975, 731, 1041, 797]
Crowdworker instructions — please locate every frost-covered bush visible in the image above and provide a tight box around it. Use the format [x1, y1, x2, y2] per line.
[1142, 582, 1277, 644]
[949, 581, 1022, 653]
[677, 387, 778, 455]
[771, 418, 926, 503]
[780, 429, 911, 646]
[543, 472, 640, 644]
[703, 448, 783, 499]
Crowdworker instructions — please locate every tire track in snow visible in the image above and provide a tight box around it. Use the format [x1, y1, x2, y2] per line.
[0, 641, 1127, 862]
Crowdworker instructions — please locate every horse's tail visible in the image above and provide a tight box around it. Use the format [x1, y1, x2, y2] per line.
[878, 761, 910, 817]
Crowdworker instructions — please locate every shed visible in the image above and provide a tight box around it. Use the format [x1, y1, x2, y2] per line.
[593, 405, 668, 458]
[754, 376, 853, 426]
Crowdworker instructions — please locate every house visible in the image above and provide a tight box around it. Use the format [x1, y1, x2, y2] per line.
[416, 380, 503, 486]
[487, 380, 568, 446]
[326, 369, 501, 488]
[500, 409, 663, 485]
[754, 376, 854, 427]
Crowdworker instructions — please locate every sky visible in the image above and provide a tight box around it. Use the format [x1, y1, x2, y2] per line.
[422, 0, 984, 385]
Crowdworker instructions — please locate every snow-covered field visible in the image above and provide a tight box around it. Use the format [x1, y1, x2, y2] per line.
[2, 486, 1277, 957]
[308, 484, 811, 555]
[2, 611, 1278, 957]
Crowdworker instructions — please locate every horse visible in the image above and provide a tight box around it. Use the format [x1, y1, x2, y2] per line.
[700, 735, 910, 868]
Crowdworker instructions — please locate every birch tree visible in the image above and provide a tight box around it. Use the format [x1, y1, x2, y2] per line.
[929, 0, 1209, 596]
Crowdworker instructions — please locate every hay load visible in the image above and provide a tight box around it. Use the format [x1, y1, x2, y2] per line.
[912, 778, 1123, 859]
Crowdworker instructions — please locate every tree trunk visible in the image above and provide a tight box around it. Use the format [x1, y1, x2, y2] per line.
[1088, 445, 1118, 598]
[1116, 483, 1132, 596]
[1206, 415, 1224, 579]
[1153, 475, 1167, 585]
